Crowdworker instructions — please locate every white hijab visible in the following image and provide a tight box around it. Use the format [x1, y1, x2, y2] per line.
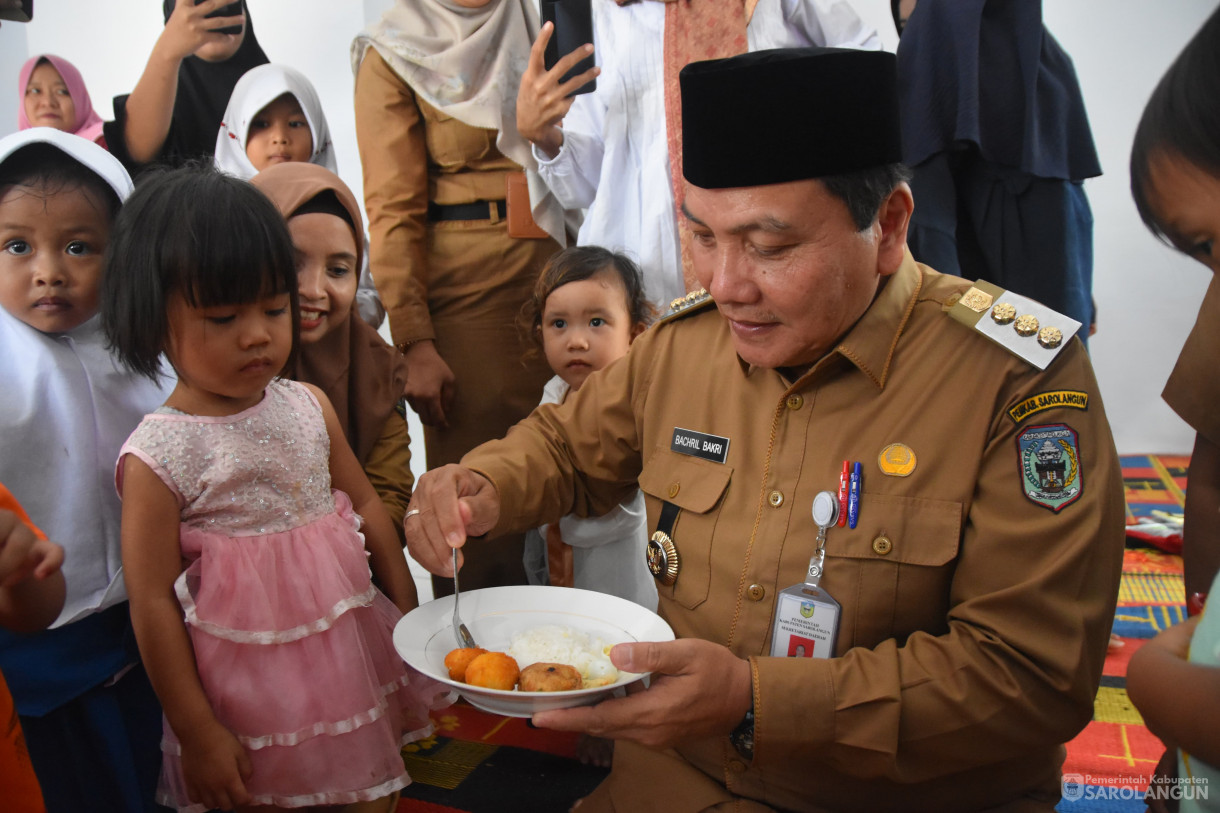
[352, 0, 574, 246]
[214, 64, 337, 180]
[0, 128, 173, 627]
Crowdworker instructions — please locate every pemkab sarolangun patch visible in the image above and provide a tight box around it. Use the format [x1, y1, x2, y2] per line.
[1016, 423, 1083, 512]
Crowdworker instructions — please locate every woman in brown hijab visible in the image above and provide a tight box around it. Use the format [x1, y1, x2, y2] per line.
[251, 162, 414, 545]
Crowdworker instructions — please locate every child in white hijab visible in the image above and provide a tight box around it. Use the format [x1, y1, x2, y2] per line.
[0, 127, 173, 812]
[215, 63, 385, 328]
[213, 63, 335, 179]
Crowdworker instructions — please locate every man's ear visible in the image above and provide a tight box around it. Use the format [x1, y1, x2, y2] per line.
[875, 182, 914, 277]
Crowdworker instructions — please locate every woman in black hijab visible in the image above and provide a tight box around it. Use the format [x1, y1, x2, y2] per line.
[104, 0, 267, 172]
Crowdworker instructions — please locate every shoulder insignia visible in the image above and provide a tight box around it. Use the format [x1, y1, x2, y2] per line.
[656, 289, 715, 325]
[944, 279, 1081, 370]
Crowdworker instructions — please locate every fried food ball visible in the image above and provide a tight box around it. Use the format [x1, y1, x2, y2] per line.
[464, 651, 520, 690]
[518, 662, 583, 692]
[444, 647, 488, 682]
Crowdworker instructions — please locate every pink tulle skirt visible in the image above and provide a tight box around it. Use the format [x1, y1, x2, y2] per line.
[157, 494, 452, 811]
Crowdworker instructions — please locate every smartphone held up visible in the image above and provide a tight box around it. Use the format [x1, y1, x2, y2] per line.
[541, 0, 597, 96]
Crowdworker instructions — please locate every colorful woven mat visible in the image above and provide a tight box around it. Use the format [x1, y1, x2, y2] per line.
[1057, 454, 1188, 812]
[396, 701, 608, 812]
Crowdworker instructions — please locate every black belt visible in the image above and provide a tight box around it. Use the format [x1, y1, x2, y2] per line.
[428, 199, 507, 221]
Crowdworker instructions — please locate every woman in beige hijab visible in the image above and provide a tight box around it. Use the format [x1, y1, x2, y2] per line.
[352, 0, 566, 595]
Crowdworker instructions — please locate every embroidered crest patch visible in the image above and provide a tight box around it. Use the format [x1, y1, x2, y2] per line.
[1016, 424, 1083, 512]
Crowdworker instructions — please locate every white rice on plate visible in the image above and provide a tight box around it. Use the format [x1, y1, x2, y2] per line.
[507, 625, 622, 688]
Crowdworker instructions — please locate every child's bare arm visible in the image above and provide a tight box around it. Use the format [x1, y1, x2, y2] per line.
[1185, 434, 1220, 598]
[120, 456, 252, 810]
[0, 510, 65, 633]
[1127, 616, 1220, 767]
[305, 384, 419, 613]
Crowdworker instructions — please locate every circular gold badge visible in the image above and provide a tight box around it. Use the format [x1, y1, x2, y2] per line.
[878, 443, 917, 477]
[1014, 314, 1040, 337]
[1037, 326, 1063, 349]
[647, 531, 680, 586]
[991, 302, 1017, 325]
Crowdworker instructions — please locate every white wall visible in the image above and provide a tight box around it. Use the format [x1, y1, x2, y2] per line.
[1042, 2, 1215, 456]
[0, 1, 1213, 456]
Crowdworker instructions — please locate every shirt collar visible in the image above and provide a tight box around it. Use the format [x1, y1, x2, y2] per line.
[830, 250, 923, 390]
[735, 250, 924, 389]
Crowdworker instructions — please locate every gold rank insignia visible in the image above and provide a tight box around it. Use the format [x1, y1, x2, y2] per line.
[946, 279, 1081, 370]
[959, 287, 994, 313]
[1014, 314, 1040, 336]
[991, 302, 1017, 324]
[657, 289, 715, 326]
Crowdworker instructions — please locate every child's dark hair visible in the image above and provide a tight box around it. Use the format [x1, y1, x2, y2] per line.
[520, 246, 656, 350]
[0, 143, 122, 222]
[1130, 6, 1220, 242]
[102, 164, 299, 380]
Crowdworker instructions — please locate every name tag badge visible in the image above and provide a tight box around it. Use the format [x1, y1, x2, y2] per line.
[671, 427, 730, 464]
[770, 584, 840, 659]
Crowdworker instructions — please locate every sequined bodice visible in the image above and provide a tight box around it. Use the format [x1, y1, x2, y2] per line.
[122, 380, 334, 535]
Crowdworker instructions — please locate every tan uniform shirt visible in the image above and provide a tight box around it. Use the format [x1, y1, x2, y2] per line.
[354, 51, 522, 347]
[364, 410, 413, 548]
[1163, 273, 1220, 446]
[464, 256, 1125, 812]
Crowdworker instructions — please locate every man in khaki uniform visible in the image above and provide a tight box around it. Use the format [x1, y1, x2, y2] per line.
[406, 47, 1125, 812]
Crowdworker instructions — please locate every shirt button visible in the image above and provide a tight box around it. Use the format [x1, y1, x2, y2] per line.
[768, 490, 784, 507]
[747, 584, 766, 601]
[728, 759, 747, 773]
[785, 394, 804, 410]
[872, 535, 893, 556]
[668, 482, 680, 498]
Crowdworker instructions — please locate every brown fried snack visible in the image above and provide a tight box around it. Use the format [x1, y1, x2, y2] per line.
[444, 647, 489, 682]
[464, 651, 520, 690]
[518, 662, 583, 692]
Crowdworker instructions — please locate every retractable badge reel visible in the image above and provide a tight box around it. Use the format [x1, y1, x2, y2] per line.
[769, 491, 842, 658]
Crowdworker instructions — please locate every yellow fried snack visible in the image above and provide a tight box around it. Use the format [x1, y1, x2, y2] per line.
[518, 662, 583, 692]
[444, 647, 488, 682]
[464, 651, 520, 690]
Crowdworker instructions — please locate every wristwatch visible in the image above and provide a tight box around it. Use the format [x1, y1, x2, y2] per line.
[729, 699, 755, 761]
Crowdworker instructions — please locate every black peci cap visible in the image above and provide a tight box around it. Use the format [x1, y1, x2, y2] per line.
[680, 47, 902, 189]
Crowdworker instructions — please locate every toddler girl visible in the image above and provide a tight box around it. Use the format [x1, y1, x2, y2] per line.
[214, 64, 334, 179]
[251, 161, 413, 545]
[104, 166, 450, 812]
[520, 246, 657, 610]
[0, 127, 173, 813]
[18, 55, 106, 146]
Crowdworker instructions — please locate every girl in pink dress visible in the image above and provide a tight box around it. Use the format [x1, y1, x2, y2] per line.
[104, 165, 451, 812]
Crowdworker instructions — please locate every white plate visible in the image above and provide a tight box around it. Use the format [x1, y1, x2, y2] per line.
[393, 585, 674, 718]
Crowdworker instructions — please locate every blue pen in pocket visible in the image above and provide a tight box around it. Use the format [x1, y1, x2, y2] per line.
[848, 461, 862, 529]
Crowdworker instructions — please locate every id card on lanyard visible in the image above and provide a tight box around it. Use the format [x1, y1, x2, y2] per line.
[770, 490, 842, 658]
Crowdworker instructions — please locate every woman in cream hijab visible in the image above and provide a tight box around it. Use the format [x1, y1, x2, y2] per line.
[352, 0, 569, 596]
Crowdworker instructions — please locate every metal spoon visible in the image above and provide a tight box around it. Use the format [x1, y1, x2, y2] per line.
[452, 547, 477, 649]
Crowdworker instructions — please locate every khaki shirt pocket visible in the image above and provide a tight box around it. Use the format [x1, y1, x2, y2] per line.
[639, 449, 733, 610]
[825, 493, 962, 649]
[418, 102, 494, 170]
